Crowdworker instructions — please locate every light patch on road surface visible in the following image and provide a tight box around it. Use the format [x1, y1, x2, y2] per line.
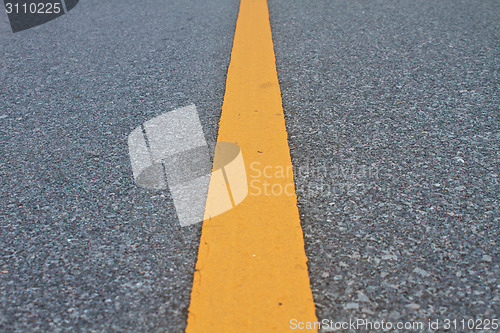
[128, 105, 248, 226]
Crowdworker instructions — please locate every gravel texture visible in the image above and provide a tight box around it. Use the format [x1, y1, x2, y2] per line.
[1, 0, 498, 331]
[269, 0, 499, 331]
[0, 0, 237, 331]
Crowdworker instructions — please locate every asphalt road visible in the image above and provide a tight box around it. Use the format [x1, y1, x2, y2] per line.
[1, 0, 498, 332]
[270, 0, 499, 329]
[0, 0, 237, 331]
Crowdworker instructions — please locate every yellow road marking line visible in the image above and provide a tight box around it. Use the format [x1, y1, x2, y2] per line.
[186, 0, 318, 331]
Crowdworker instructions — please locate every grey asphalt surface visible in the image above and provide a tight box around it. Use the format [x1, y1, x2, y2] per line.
[269, 0, 499, 330]
[0, 0, 237, 331]
[0, 0, 498, 332]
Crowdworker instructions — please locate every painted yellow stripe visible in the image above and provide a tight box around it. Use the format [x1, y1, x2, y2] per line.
[186, 0, 317, 331]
